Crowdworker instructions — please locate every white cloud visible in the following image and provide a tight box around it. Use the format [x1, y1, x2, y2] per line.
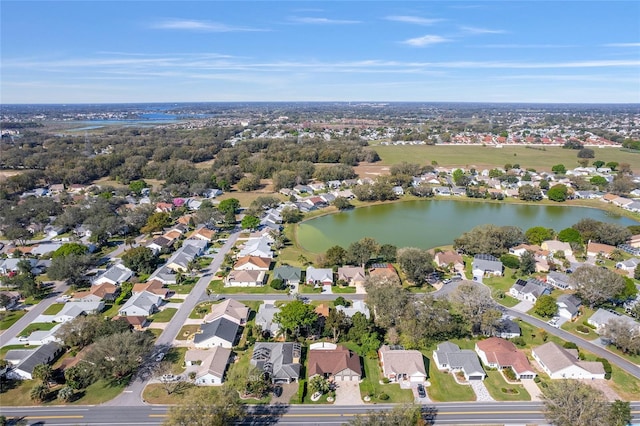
[385, 15, 444, 25]
[472, 44, 576, 49]
[402, 35, 451, 47]
[150, 19, 263, 32]
[289, 16, 361, 25]
[603, 42, 640, 47]
[460, 26, 506, 35]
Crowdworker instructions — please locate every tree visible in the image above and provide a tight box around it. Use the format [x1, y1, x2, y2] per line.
[333, 196, 353, 210]
[244, 367, 270, 398]
[589, 175, 608, 188]
[634, 263, 640, 281]
[500, 254, 520, 270]
[518, 184, 542, 201]
[240, 214, 260, 230]
[454, 224, 524, 257]
[609, 400, 632, 426]
[309, 375, 331, 395]
[270, 278, 286, 290]
[525, 227, 554, 246]
[128, 179, 148, 195]
[480, 308, 504, 337]
[324, 245, 346, 267]
[346, 237, 379, 267]
[519, 250, 536, 275]
[557, 228, 583, 245]
[602, 318, 640, 355]
[52, 242, 88, 258]
[551, 164, 567, 174]
[32, 363, 53, 386]
[273, 300, 318, 339]
[593, 160, 605, 169]
[64, 363, 95, 390]
[281, 206, 303, 223]
[571, 265, 626, 307]
[365, 275, 407, 329]
[57, 385, 75, 402]
[218, 198, 240, 215]
[449, 282, 496, 334]
[236, 175, 260, 191]
[533, 295, 557, 318]
[324, 308, 350, 342]
[47, 253, 93, 288]
[577, 148, 595, 158]
[163, 387, 245, 426]
[547, 184, 568, 202]
[85, 331, 155, 381]
[397, 248, 434, 286]
[121, 246, 158, 274]
[348, 404, 431, 426]
[140, 211, 172, 234]
[606, 162, 619, 171]
[30, 382, 49, 402]
[378, 244, 397, 262]
[542, 380, 610, 426]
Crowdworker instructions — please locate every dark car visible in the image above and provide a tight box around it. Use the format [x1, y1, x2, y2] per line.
[273, 385, 283, 397]
[417, 384, 426, 398]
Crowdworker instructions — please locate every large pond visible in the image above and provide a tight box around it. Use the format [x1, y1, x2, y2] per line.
[297, 200, 639, 253]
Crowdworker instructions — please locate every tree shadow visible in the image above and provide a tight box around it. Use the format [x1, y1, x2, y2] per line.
[243, 403, 290, 425]
[421, 405, 439, 425]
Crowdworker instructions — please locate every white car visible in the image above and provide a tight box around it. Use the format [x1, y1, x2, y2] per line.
[155, 352, 165, 362]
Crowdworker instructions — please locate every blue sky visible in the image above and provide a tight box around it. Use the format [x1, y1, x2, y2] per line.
[1, 1, 639, 104]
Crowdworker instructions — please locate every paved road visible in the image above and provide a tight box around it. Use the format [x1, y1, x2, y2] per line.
[2, 401, 639, 425]
[102, 231, 241, 407]
[0, 281, 68, 346]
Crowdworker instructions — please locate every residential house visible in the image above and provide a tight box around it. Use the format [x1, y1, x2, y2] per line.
[337, 266, 366, 287]
[225, 270, 266, 287]
[189, 227, 216, 242]
[72, 283, 120, 302]
[541, 240, 573, 257]
[616, 258, 640, 274]
[434, 187, 451, 196]
[22, 324, 62, 346]
[546, 271, 574, 290]
[255, 303, 281, 336]
[238, 236, 273, 258]
[306, 267, 333, 287]
[193, 317, 239, 349]
[586, 242, 616, 258]
[54, 300, 105, 323]
[369, 263, 399, 280]
[509, 278, 551, 303]
[307, 342, 362, 381]
[509, 244, 543, 258]
[132, 279, 172, 299]
[588, 309, 639, 334]
[0, 258, 38, 275]
[532, 342, 605, 379]
[0, 291, 21, 311]
[118, 291, 163, 317]
[434, 251, 464, 271]
[147, 236, 173, 254]
[475, 337, 536, 380]
[204, 299, 250, 325]
[496, 318, 521, 339]
[185, 347, 232, 385]
[5, 342, 64, 380]
[472, 254, 503, 279]
[165, 242, 206, 273]
[432, 342, 486, 381]
[557, 294, 582, 321]
[251, 342, 302, 383]
[336, 300, 371, 320]
[272, 265, 301, 286]
[112, 315, 149, 330]
[233, 256, 271, 271]
[378, 345, 428, 383]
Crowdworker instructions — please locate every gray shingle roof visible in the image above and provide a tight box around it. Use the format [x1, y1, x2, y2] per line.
[194, 317, 239, 346]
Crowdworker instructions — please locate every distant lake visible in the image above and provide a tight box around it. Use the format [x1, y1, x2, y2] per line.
[297, 200, 638, 253]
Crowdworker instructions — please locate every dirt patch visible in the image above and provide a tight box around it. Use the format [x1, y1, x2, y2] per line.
[0, 170, 23, 181]
[579, 379, 621, 401]
[353, 162, 390, 177]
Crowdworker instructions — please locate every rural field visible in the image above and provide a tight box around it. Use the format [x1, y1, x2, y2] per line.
[372, 145, 640, 173]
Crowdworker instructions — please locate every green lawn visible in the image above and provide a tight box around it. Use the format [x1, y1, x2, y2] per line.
[373, 145, 640, 173]
[18, 322, 58, 336]
[0, 378, 127, 406]
[167, 284, 195, 294]
[150, 308, 178, 322]
[427, 367, 476, 402]
[0, 310, 27, 330]
[482, 370, 531, 401]
[176, 324, 200, 341]
[358, 357, 414, 403]
[0, 344, 30, 357]
[167, 298, 184, 303]
[190, 301, 215, 319]
[42, 303, 65, 315]
[332, 286, 356, 294]
[209, 279, 287, 295]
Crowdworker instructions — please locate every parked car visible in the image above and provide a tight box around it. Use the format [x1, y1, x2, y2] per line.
[417, 384, 426, 398]
[273, 385, 283, 397]
[442, 278, 452, 284]
[155, 352, 165, 362]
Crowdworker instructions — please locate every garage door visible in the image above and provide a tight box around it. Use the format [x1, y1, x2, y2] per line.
[468, 375, 483, 381]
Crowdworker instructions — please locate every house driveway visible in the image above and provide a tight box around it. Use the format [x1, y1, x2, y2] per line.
[469, 380, 494, 401]
[520, 379, 542, 401]
[271, 383, 298, 404]
[333, 380, 362, 405]
[511, 300, 534, 313]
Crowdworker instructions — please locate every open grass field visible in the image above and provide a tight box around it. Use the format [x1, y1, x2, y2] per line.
[373, 145, 640, 173]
